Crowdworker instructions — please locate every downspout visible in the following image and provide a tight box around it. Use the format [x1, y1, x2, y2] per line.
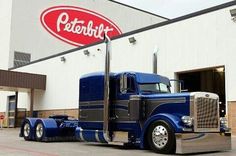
[103, 33, 111, 142]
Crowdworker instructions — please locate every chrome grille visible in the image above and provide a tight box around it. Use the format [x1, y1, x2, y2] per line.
[193, 95, 219, 132]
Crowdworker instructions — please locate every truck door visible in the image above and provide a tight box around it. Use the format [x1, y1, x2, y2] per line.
[114, 73, 136, 121]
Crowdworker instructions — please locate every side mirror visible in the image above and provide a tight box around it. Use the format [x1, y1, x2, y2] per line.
[170, 79, 188, 93]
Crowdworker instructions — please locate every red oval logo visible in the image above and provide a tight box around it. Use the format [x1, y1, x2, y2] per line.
[40, 6, 122, 46]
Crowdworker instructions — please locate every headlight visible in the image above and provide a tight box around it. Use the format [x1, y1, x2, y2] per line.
[220, 117, 228, 126]
[181, 116, 193, 127]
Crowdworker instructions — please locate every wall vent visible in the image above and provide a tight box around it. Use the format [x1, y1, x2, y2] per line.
[14, 51, 31, 67]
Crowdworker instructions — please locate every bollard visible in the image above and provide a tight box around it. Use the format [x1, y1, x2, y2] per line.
[0, 120, 2, 130]
[0, 115, 4, 130]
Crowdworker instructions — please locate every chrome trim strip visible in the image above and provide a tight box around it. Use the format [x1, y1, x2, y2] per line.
[79, 108, 104, 111]
[79, 121, 138, 124]
[95, 130, 100, 142]
[147, 97, 186, 102]
[79, 128, 84, 141]
[80, 100, 129, 105]
[79, 121, 103, 123]
[80, 100, 103, 104]
[80, 103, 104, 106]
[112, 121, 138, 124]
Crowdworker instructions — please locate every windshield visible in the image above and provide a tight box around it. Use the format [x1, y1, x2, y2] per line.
[139, 83, 170, 93]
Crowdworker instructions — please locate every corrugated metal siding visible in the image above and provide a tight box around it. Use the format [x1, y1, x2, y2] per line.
[0, 70, 46, 90]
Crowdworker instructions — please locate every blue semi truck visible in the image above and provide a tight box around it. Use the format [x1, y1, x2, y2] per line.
[20, 35, 231, 154]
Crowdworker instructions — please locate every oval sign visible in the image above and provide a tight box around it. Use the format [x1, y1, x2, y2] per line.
[40, 6, 122, 46]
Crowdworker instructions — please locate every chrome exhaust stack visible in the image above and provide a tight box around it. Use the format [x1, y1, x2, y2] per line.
[103, 33, 111, 142]
[153, 46, 158, 74]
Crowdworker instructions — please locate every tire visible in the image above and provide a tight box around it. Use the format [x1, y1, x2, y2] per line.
[147, 120, 176, 154]
[22, 121, 32, 141]
[35, 122, 45, 141]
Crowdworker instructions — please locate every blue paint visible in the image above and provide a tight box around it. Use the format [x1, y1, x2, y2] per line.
[143, 93, 190, 116]
[78, 121, 103, 130]
[79, 72, 171, 102]
[75, 127, 107, 143]
[82, 129, 97, 142]
[36, 118, 59, 138]
[133, 72, 170, 85]
[98, 132, 107, 143]
[80, 105, 104, 109]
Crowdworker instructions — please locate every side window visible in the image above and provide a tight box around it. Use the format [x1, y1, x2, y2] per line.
[120, 74, 135, 94]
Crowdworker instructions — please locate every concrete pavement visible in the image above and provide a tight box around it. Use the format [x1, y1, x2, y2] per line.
[0, 128, 235, 156]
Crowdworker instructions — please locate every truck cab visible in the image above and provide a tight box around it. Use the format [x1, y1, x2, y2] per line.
[77, 71, 231, 154]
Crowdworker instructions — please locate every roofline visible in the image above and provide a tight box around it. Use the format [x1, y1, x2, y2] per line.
[9, 0, 236, 71]
[112, 0, 236, 40]
[109, 0, 170, 20]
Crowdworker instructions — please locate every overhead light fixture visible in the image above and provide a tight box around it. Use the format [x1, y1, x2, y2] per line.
[230, 8, 236, 22]
[128, 37, 136, 44]
[83, 50, 90, 56]
[60, 56, 66, 62]
[216, 67, 224, 73]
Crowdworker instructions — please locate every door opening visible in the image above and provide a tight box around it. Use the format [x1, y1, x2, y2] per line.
[177, 67, 226, 117]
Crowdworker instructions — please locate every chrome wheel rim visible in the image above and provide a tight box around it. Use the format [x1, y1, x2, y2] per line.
[36, 123, 43, 138]
[23, 123, 30, 137]
[152, 125, 168, 149]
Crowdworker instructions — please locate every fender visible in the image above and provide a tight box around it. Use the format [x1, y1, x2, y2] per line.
[140, 113, 183, 149]
[20, 118, 38, 140]
[35, 118, 59, 139]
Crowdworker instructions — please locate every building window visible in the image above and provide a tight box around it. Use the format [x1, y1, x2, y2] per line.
[14, 51, 31, 67]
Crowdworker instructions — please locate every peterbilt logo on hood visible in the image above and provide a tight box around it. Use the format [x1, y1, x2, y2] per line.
[40, 6, 122, 46]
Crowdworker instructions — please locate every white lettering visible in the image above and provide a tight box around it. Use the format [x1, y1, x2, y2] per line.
[56, 12, 114, 39]
[57, 12, 69, 32]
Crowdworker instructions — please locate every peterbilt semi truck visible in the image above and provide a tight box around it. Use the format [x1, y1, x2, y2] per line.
[20, 35, 231, 154]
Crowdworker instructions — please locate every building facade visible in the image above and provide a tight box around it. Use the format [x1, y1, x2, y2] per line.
[1, 1, 236, 134]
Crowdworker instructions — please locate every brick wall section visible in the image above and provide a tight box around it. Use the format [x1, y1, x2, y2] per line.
[228, 101, 236, 135]
[0, 109, 79, 127]
[37, 109, 79, 119]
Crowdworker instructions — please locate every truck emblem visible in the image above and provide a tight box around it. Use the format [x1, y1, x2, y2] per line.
[205, 94, 210, 97]
[40, 6, 122, 46]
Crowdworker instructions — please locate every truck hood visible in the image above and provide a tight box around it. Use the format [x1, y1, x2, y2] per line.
[136, 92, 191, 117]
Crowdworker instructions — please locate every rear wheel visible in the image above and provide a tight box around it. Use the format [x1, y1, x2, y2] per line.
[35, 122, 44, 141]
[23, 122, 31, 141]
[147, 120, 176, 154]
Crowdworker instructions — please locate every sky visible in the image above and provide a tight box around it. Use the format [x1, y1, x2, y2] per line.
[114, 0, 232, 19]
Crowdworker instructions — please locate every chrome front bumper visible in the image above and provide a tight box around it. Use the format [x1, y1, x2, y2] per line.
[176, 132, 231, 154]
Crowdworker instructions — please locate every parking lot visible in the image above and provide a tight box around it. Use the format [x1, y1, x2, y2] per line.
[0, 128, 235, 156]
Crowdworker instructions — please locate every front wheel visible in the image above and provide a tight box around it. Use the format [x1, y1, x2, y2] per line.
[147, 120, 176, 154]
